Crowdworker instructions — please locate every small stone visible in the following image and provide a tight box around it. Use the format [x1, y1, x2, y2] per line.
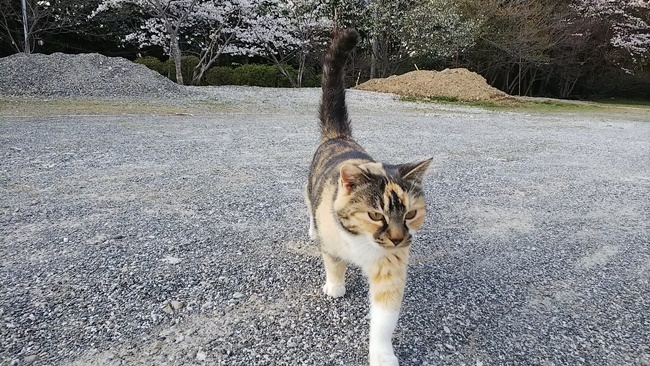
[443, 325, 451, 334]
[162, 303, 173, 314]
[232, 292, 244, 299]
[171, 301, 184, 310]
[196, 351, 207, 361]
[24, 355, 38, 364]
[161, 256, 182, 265]
[175, 334, 185, 343]
[63, 237, 69, 243]
[287, 340, 297, 348]
[445, 343, 454, 350]
[112, 234, 124, 240]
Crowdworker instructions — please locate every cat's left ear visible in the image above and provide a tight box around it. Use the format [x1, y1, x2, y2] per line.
[398, 158, 433, 185]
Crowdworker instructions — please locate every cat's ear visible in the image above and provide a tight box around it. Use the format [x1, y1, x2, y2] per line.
[340, 164, 370, 194]
[398, 158, 433, 185]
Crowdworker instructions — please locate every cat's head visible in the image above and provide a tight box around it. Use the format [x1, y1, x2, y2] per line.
[333, 159, 432, 249]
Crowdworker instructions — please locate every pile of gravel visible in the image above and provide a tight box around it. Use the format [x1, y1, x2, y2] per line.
[0, 52, 189, 99]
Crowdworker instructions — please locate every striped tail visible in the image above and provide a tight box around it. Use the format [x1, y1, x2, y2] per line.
[319, 28, 359, 141]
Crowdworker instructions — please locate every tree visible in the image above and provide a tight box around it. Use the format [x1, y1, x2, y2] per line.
[573, 0, 650, 66]
[240, 8, 301, 86]
[0, 0, 100, 54]
[366, 0, 411, 78]
[400, 0, 480, 62]
[277, 0, 331, 86]
[91, 0, 200, 85]
[460, 0, 561, 96]
[183, 0, 260, 85]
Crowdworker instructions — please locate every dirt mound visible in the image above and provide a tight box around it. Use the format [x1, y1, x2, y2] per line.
[354, 68, 512, 102]
[0, 52, 188, 98]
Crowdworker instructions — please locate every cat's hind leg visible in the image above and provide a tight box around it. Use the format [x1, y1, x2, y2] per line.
[304, 186, 317, 240]
[309, 213, 317, 240]
[321, 251, 346, 298]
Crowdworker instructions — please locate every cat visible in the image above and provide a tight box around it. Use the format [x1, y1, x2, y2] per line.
[305, 28, 432, 366]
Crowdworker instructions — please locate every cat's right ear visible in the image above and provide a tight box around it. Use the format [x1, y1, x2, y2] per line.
[398, 158, 433, 185]
[340, 164, 369, 194]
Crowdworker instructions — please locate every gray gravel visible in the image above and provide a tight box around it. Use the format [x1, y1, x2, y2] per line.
[0, 53, 187, 99]
[1, 87, 649, 366]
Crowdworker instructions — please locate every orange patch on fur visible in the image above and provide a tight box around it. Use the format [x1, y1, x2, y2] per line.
[373, 289, 404, 306]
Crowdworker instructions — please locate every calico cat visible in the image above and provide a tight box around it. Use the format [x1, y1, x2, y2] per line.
[306, 29, 432, 366]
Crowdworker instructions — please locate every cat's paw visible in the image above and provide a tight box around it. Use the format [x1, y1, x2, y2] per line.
[322, 282, 346, 298]
[369, 350, 399, 366]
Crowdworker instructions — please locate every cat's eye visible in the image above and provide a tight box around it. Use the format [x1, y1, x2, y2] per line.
[368, 212, 384, 221]
[405, 210, 417, 220]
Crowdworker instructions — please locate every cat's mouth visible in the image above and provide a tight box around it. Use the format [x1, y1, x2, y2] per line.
[378, 238, 411, 249]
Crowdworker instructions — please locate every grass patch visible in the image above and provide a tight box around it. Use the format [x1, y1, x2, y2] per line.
[592, 97, 650, 108]
[398, 95, 604, 112]
[0, 97, 234, 117]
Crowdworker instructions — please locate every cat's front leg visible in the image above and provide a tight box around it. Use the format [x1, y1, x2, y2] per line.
[366, 252, 409, 366]
[369, 306, 400, 366]
[321, 251, 347, 298]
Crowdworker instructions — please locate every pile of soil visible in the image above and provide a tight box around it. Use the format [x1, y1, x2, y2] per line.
[0, 52, 188, 98]
[354, 68, 512, 103]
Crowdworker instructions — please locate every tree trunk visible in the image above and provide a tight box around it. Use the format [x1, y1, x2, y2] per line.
[170, 31, 183, 85]
[297, 52, 306, 87]
[370, 34, 378, 79]
[21, 0, 30, 55]
[370, 3, 378, 79]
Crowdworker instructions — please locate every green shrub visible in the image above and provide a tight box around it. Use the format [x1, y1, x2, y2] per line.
[301, 72, 321, 87]
[230, 64, 297, 87]
[133, 56, 166, 75]
[202, 64, 320, 87]
[205, 66, 236, 85]
[164, 55, 200, 85]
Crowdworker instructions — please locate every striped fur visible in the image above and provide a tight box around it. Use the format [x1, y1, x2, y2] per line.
[305, 29, 432, 366]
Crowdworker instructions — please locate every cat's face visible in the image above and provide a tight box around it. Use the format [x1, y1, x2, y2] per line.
[333, 160, 431, 249]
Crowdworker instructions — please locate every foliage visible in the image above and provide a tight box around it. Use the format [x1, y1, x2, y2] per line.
[203, 64, 320, 87]
[134, 56, 166, 75]
[573, 0, 650, 60]
[205, 66, 236, 85]
[0, 0, 102, 53]
[164, 55, 200, 85]
[232, 64, 297, 87]
[4, 0, 648, 98]
[400, 0, 480, 60]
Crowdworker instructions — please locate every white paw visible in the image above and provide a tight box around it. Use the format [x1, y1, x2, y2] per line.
[369, 350, 398, 366]
[322, 282, 346, 298]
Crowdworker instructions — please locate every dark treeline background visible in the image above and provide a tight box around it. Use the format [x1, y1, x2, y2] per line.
[1, 0, 649, 99]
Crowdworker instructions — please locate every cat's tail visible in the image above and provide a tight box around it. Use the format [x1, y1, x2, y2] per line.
[319, 28, 359, 142]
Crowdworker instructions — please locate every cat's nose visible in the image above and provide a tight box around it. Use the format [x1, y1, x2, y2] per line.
[389, 235, 404, 245]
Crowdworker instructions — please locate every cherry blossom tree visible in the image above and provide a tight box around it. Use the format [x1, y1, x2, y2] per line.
[573, 0, 650, 64]
[237, 0, 330, 87]
[183, 0, 261, 85]
[91, 0, 200, 84]
[278, 0, 331, 86]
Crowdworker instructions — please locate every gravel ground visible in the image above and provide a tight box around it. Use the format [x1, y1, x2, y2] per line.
[1, 87, 649, 366]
